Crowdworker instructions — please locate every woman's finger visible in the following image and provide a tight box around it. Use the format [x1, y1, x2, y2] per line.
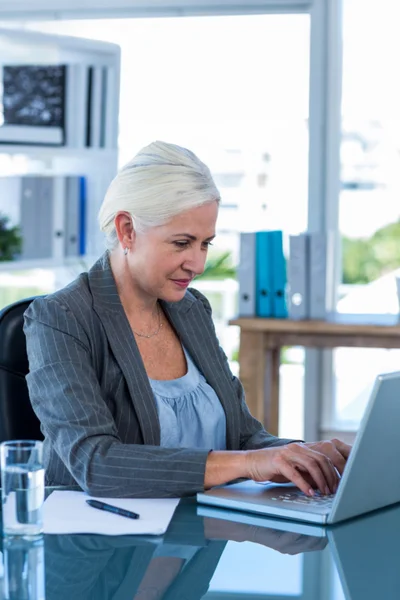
[277, 461, 316, 497]
[311, 441, 347, 474]
[309, 451, 339, 493]
[296, 455, 333, 495]
[328, 448, 346, 475]
[332, 438, 351, 460]
[289, 445, 338, 494]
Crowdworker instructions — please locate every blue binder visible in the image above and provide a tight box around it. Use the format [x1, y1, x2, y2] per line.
[64, 175, 87, 258]
[255, 231, 272, 317]
[270, 230, 288, 318]
[79, 176, 87, 256]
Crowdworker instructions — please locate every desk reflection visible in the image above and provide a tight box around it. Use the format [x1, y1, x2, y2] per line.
[326, 502, 400, 600]
[2, 536, 45, 600]
[2, 498, 399, 600]
[43, 499, 326, 600]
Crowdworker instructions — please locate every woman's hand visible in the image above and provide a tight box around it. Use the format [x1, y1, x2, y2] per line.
[204, 439, 351, 493]
[304, 439, 351, 475]
[244, 443, 340, 496]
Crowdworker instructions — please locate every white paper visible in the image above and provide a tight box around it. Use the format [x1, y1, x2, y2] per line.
[43, 491, 180, 535]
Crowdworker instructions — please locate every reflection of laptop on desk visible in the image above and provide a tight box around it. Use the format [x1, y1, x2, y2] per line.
[200, 500, 400, 599]
[197, 503, 328, 538]
[198, 371, 400, 524]
[327, 502, 400, 599]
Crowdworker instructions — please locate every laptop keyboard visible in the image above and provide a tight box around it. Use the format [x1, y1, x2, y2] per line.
[270, 491, 336, 508]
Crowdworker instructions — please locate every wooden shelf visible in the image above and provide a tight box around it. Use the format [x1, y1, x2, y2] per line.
[230, 314, 400, 337]
[232, 316, 400, 435]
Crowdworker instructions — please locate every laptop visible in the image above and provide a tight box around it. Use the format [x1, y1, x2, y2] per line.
[197, 371, 400, 524]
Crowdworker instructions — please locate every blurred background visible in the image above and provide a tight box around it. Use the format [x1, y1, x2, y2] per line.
[0, 0, 399, 444]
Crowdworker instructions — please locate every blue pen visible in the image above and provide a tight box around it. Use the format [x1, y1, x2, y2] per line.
[86, 499, 140, 520]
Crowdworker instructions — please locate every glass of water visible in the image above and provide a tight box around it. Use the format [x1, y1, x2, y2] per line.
[0, 441, 44, 538]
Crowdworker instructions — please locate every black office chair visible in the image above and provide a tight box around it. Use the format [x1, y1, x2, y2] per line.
[0, 297, 43, 442]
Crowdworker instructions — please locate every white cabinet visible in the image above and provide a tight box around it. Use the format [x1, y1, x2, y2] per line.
[0, 27, 120, 271]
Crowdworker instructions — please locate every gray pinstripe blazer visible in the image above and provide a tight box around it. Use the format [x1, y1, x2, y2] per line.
[23, 252, 294, 498]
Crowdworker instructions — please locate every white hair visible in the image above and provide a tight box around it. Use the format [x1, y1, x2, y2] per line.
[98, 140, 221, 250]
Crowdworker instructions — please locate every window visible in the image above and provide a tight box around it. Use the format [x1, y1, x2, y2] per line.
[331, 0, 400, 430]
[25, 13, 310, 439]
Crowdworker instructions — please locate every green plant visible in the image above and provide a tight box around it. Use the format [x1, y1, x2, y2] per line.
[0, 213, 22, 261]
[196, 250, 236, 281]
[342, 220, 400, 284]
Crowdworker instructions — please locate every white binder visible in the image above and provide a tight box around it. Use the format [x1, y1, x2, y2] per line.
[238, 232, 256, 317]
[288, 233, 309, 320]
[20, 177, 55, 260]
[64, 176, 81, 258]
[309, 232, 335, 320]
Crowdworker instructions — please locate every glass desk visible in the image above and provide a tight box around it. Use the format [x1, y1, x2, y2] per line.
[1, 488, 399, 599]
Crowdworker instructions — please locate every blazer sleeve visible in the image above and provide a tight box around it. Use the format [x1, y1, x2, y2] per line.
[190, 290, 300, 450]
[23, 297, 210, 498]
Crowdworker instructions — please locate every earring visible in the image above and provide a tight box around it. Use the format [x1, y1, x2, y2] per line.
[123, 247, 128, 256]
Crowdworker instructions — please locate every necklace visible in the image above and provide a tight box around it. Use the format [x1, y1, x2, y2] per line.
[131, 303, 163, 339]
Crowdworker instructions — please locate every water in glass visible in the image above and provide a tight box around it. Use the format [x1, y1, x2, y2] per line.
[2, 465, 44, 537]
[1, 441, 44, 537]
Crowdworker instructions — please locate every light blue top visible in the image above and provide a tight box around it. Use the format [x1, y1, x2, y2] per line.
[149, 347, 227, 450]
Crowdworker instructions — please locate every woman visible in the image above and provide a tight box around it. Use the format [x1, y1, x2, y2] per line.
[24, 140, 350, 498]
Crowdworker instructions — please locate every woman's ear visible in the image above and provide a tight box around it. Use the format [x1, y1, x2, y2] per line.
[114, 211, 135, 250]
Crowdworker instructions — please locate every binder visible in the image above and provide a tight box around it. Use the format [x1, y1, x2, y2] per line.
[64, 175, 87, 257]
[64, 176, 80, 257]
[66, 64, 90, 148]
[65, 64, 79, 147]
[288, 233, 309, 320]
[0, 176, 21, 229]
[270, 230, 288, 318]
[99, 66, 108, 148]
[20, 177, 54, 260]
[0, 174, 86, 263]
[87, 66, 104, 148]
[51, 176, 67, 262]
[238, 232, 256, 317]
[255, 231, 273, 318]
[309, 232, 334, 320]
[85, 66, 93, 147]
[103, 66, 118, 149]
[78, 176, 87, 256]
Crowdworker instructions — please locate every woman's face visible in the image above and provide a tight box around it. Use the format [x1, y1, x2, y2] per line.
[129, 201, 218, 302]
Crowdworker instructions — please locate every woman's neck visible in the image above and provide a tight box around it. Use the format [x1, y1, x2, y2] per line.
[109, 249, 158, 320]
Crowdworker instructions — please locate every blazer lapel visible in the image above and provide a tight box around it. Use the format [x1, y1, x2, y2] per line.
[162, 297, 241, 450]
[88, 253, 161, 446]
[88, 254, 241, 451]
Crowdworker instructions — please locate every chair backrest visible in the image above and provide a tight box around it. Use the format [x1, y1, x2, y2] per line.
[0, 297, 43, 442]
